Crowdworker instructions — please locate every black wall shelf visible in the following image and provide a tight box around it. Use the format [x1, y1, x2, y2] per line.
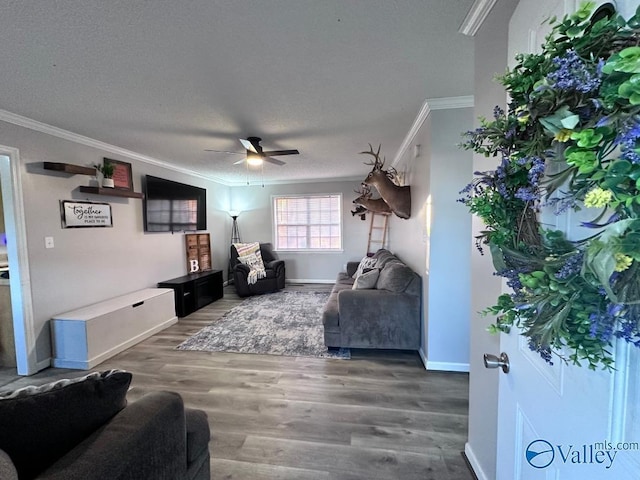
[79, 186, 144, 199]
[43, 162, 96, 176]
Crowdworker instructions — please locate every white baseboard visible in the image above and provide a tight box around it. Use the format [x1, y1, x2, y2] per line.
[426, 360, 470, 372]
[35, 357, 51, 373]
[286, 279, 335, 284]
[418, 350, 469, 373]
[464, 442, 489, 480]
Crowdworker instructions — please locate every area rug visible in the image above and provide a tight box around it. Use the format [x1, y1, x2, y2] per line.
[176, 291, 350, 359]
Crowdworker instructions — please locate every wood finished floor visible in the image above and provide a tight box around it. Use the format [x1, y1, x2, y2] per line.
[2, 284, 473, 480]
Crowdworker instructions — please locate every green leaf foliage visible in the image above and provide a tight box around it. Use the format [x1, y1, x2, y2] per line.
[458, 2, 640, 370]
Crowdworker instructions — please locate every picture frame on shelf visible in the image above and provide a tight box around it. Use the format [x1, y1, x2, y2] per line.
[105, 158, 133, 191]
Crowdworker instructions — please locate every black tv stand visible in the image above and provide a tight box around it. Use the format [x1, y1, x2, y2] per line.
[158, 270, 223, 317]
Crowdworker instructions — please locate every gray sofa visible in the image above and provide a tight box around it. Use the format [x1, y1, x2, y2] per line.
[322, 249, 421, 350]
[0, 371, 210, 480]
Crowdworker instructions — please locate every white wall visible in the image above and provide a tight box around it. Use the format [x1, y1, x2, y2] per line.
[464, 1, 518, 479]
[390, 106, 473, 372]
[229, 180, 371, 281]
[0, 120, 230, 367]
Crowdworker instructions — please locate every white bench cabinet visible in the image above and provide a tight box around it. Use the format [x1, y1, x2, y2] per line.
[51, 288, 177, 369]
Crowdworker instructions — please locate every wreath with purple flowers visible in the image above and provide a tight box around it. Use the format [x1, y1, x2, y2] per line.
[459, 2, 640, 370]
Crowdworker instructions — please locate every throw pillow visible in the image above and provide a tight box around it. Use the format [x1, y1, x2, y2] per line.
[352, 256, 378, 279]
[377, 263, 415, 293]
[0, 369, 132, 479]
[352, 268, 380, 290]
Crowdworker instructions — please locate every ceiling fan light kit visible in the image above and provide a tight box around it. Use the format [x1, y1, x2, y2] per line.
[246, 153, 264, 166]
[207, 136, 300, 168]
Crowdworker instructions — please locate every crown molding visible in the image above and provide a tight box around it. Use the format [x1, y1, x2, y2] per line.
[391, 100, 431, 167]
[391, 95, 474, 166]
[0, 109, 373, 188]
[459, 0, 499, 36]
[427, 95, 475, 110]
[0, 109, 232, 185]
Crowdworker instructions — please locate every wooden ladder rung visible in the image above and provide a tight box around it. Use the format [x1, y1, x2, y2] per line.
[367, 212, 390, 254]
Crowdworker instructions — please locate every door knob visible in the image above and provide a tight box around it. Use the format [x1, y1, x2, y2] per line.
[483, 352, 510, 373]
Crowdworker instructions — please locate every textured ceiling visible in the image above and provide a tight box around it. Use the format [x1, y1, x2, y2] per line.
[0, 0, 475, 185]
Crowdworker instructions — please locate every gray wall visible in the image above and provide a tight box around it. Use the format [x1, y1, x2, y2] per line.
[427, 108, 473, 369]
[229, 180, 370, 281]
[2, 105, 474, 372]
[0, 120, 231, 366]
[390, 107, 473, 371]
[465, 1, 518, 479]
[389, 114, 432, 360]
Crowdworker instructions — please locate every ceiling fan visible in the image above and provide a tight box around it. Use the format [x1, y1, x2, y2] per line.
[206, 137, 299, 166]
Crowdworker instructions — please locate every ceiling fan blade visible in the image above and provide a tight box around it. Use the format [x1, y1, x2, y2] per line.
[262, 149, 299, 156]
[204, 149, 244, 155]
[264, 156, 286, 166]
[239, 138, 259, 154]
[233, 158, 246, 165]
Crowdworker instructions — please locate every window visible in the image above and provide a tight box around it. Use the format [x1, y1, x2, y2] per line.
[273, 194, 342, 251]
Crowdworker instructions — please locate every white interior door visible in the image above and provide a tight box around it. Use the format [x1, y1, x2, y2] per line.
[495, 1, 638, 479]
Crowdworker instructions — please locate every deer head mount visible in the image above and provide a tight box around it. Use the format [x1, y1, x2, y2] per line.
[352, 184, 392, 216]
[360, 144, 411, 219]
[351, 204, 368, 220]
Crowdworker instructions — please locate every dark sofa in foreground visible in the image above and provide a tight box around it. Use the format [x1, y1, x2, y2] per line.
[0, 370, 210, 480]
[322, 249, 421, 350]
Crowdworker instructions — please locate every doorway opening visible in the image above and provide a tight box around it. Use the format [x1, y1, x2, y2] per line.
[0, 147, 36, 376]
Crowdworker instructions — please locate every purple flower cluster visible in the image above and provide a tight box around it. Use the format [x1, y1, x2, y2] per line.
[616, 118, 640, 164]
[461, 126, 489, 152]
[514, 156, 545, 202]
[617, 319, 637, 344]
[493, 157, 510, 198]
[459, 154, 543, 204]
[527, 157, 545, 185]
[515, 187, 538, 201]
[555, 251, 584, 280]
[589, 304, 620, 343]
[458, 173, 492, 204]
[589, 301, 640, 347]
[528, 339, 553, 365]
[615, 304, 640, 346]
[495, 268, 525, 291]
[547, 49, 602, 94]
[545, 196, 578, 215]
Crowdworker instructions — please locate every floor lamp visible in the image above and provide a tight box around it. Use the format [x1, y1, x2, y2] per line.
[228, 212, 241, 284]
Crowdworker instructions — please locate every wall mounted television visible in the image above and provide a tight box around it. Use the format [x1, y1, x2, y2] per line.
[143, 175, 207, 232]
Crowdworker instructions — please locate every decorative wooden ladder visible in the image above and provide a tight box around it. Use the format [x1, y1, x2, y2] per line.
[367, 212, 390, 255]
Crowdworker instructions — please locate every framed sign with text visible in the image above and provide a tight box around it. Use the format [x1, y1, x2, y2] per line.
[61, 200, 113, 228]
